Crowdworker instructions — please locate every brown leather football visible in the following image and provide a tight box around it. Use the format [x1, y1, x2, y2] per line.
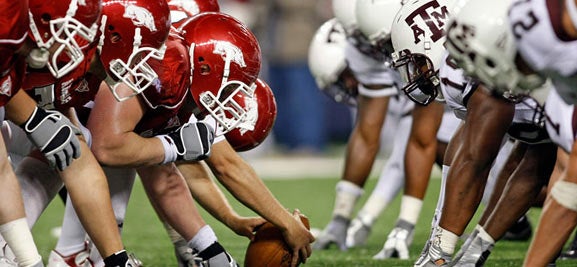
[244, 214, 310, 267]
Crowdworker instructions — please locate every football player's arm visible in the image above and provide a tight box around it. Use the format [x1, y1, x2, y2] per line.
[87, 82, 166, 167]
[205, 140, 314, 266]
[176, 160, 266, 240]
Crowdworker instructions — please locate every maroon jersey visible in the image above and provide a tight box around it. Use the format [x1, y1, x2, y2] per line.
[0, 0, 29, 106]
[134, 32, 194, 137]
[0, 56, 26, 107]
[22, 45, 99, 122]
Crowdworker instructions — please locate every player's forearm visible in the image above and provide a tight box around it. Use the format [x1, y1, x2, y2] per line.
[177, 162, 240, 227]
[4, 90, 38, 125]
[91, 133, 165, 167]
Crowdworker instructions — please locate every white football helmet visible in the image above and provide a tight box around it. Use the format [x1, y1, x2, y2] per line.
[445, 0, 545, 100]
[308, 18, 357, 106]
[355, 0, 404, 60]
[333, 0, 358, 35]
[391, 0, 455, 105]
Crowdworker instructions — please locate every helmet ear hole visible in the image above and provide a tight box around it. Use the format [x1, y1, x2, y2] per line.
[200, 63, 210, 75]
[485, 58, 496, 68]
[467, 52, 476, 62]
[110, 33, 121, 43]
[40, 13, 51, 23]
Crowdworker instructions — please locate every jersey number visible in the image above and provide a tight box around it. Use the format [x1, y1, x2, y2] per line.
[33, 85, 56, 110]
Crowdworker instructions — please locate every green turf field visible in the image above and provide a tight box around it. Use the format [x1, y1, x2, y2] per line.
[31, 176, 577, 266]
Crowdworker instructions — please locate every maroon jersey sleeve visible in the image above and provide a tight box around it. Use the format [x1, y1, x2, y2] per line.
[0, 55, 26, 107]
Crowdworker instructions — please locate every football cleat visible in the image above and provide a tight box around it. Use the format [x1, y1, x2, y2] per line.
[346, 218, 372, 248]
[414, 239, 452, 267]
[196, 251, 238, 267]
[195, 242, 238, 267]
[0, 243, 16, 267]
[47, 241, 93, 267]
[125, 253, 143, 267]
[0, 256, 17, 267]
[312, 215, 350, 251]
[173, 240, 196, 267]
[452, 230, 494, 267]
[374, 219, 415, 260]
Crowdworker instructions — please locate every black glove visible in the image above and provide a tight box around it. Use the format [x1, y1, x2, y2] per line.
[157, 122, 214, 163]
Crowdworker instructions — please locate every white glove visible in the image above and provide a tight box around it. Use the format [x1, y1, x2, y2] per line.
[157, 122, 214, 164]
[21, 107, 82, 171]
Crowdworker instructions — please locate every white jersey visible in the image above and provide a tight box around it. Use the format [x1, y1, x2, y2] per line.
[545, 88, 575, 152]
[510, 0, 577, 104]
[344, 41, 402, 98]
[387, 93, 415, 118]
[438, 53, 549, 144]
[438, 106, 461, 144]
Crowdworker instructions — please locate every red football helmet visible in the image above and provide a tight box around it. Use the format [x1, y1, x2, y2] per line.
[98, 0, 171, 102]
[179, 12, 262, 135]
[167, 0, 220, 26]
[28, 0, 101, 78]
[225, 78, 277, 152]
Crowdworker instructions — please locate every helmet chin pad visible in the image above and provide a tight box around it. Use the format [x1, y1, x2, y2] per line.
[27, 48, 50, 69]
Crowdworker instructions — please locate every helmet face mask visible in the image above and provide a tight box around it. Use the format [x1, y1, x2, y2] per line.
[28, 0, 101, 78]
[224, 78, 277, 152]
[393, 49, 439, 105]
[199, 80, 256, 134]
[348, 29, 390, 61]
[105, 31, 168, 102]
[322, 67, 358, 106]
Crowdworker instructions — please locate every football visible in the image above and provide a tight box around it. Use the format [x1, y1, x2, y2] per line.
[244, 214, 310, 267]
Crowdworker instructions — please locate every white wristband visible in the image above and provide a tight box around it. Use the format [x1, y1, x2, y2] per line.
[156, 135, 177, 164]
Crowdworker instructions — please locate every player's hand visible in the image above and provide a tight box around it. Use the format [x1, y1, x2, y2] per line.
[282, 209, 314, 267]
[230, 216, 267, 241]
[21, 107, 81, 171]
[158, 122, 214, 163]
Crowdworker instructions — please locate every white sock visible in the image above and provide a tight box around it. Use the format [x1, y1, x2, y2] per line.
[399, 195, 423, 225]
[435, 226, 459, 255]
[358, 152, 405, 225]
[188, 225, 217, 252]
[0, 218, 42, 267]
[54, 194, 87, 256]
[333, 180, 363, 218]
[476, 225, 495, 244]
